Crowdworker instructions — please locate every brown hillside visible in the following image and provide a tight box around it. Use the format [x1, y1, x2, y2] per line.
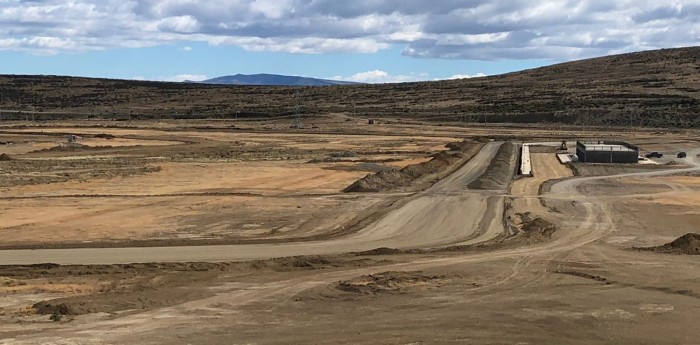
[0, 47, 698, 127]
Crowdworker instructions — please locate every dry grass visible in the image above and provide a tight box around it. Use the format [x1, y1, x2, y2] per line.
[0, 47, 698, 127]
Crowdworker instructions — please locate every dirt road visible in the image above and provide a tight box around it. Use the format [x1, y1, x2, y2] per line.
[0, 142, 507, 265]
[0, 150, 637, 344]
[3, 140, 699, 344]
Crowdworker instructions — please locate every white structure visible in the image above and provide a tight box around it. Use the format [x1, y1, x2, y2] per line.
[520, 144, 532, 176]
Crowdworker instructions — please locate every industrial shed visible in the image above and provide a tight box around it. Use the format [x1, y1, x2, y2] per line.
[576, 141, 639, 164]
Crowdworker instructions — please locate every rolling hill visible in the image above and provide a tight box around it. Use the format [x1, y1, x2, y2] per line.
[0, 46, 698, 127]
[198, 74, 356, 86]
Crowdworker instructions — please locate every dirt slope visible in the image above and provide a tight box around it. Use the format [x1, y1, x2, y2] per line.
[467, 142, 518, 191]
[645, 233, 700, 255]
[343, 140, 481, 193]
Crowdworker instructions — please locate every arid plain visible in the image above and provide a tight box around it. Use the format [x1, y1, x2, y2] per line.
[0, 115, 699, 344]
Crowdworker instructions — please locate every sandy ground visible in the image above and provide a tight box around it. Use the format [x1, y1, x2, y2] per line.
[1, 120, 699, 344]
[1, 124, 461, 248]
[510, 152, 573, 226]
[0, 141, 506, 263]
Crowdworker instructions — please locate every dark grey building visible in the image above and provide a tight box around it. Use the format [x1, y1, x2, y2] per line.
[576, 141, 639, 163]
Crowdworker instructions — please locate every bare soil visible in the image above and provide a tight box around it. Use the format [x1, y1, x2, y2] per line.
[570, 162, 687, 176]
[0, 122, 460, 248]
[641, 233, 700, 255]
[0, 255, 384, 318]
[1, 121, 699, 344]
[343, 140, 482, 192]
[467, 141, 518, 190]
[330, 271, 467, 296]
[513, 212, 558, 243]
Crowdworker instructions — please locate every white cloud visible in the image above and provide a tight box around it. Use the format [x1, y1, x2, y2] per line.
[130, 74, 207, 82]
[208, 36, 388, 54]
[332, 70, 429, 83]
[156, 15, 200, 33]
[445, 73, 488, 80]
[182, 46, 192, 51]
[160, 74, 208, 82]
[0, 1, 697, 59]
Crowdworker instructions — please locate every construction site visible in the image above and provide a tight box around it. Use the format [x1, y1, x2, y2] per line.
[0, 113, 698, 344]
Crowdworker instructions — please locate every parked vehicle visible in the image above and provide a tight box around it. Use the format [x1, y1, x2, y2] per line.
[677, 152, 687, 158]
[645, 152, 664, 158]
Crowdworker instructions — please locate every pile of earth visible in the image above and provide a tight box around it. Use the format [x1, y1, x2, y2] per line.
[516, 212, 558, 243]
[467, 142, 517, 190]
[647, 233, 700, 255]
[0, 153, 12, 161]
[24, 255, 380, 317]
[94, 133, 116, 139]
[335, 271, 458, 295]
[343, 140, 480, 193]
[570, 163, 684, 177]
[30, 144, 114, 153]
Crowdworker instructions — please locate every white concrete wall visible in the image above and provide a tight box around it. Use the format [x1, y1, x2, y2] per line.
[521, 144, 532, 176]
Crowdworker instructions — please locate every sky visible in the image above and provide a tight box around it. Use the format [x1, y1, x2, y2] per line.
[0, 0, 698, 83]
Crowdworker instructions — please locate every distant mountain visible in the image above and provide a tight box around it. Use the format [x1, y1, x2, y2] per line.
[198, 74, 357, 86]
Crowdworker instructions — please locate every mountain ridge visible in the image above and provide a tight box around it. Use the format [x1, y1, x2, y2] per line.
[195, 73, 357, 86]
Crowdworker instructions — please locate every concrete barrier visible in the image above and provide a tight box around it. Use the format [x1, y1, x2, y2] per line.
[557, 153, 573, 164]
[520, 144, 532, 176]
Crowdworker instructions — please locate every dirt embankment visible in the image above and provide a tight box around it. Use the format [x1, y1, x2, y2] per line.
[569, 163, 687, 177]
[0, 158, 161, 187]
[334, 271, 464, 295]
[294, 271, 475, 302]
[467, 141, 518, 190]
[0, 255, 381, 317]
[343, 140, 482, 193]
[515, 213, 558, 243]
[640, 233, 700, 255]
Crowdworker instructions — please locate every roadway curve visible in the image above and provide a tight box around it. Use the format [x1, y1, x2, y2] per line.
[5, 145, 699, 344]
[0, 142, 507, 265]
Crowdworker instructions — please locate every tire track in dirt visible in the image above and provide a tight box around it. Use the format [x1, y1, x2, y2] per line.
[0, 143, 505, 265]
[3, 176, 621, 344]
[7, 146, 699, 344]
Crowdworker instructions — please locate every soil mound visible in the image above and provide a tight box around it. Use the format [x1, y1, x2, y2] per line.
[0, 153, 12, 161]
[94, 133, 115, 139]
[355, 247, 425, 256]
[343, 141, 478, 193]
[335, 271, 457, 295]
[515, 212, 558, 243]
[651, 233, 700, 255]
[467, 142, 517, 190]
[33, 301, 84, 316]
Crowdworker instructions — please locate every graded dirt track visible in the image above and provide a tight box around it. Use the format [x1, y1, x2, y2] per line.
[1, 123, 467, 248]
[0, 142, 506, 265]
[6, 152, 700, 344]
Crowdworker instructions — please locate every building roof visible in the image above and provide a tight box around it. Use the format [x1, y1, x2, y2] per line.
[582, 144, 635, 152]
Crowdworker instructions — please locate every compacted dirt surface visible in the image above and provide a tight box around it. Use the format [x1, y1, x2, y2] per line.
[1, 119, 700, 344]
